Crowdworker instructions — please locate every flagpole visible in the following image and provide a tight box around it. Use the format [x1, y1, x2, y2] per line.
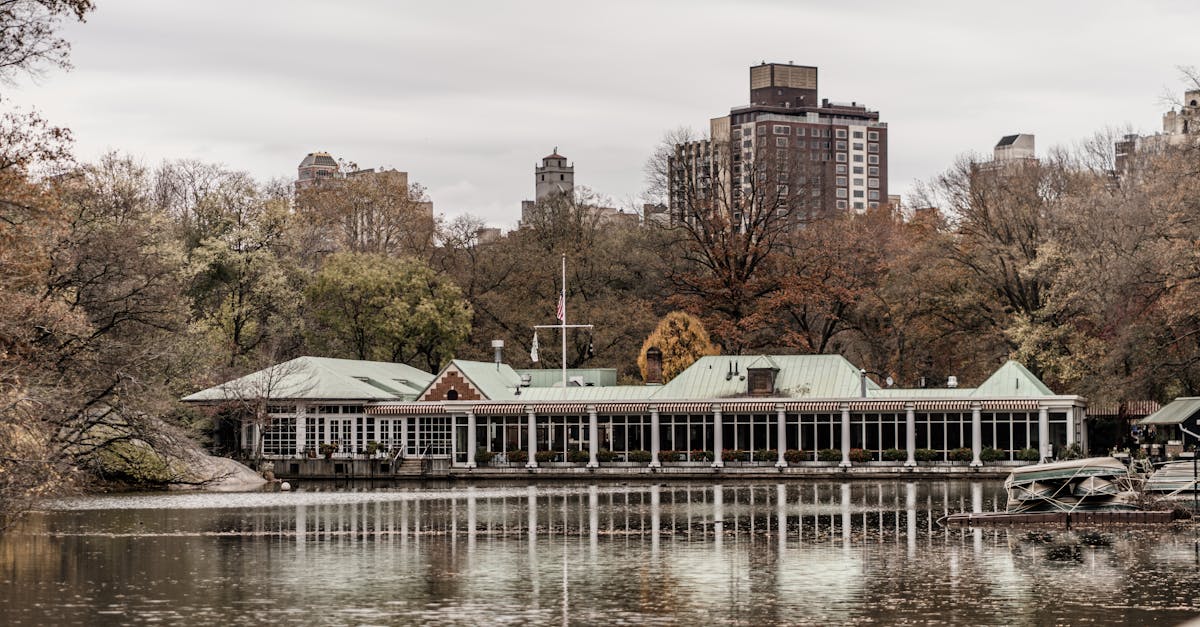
[561, 253, 567, 393]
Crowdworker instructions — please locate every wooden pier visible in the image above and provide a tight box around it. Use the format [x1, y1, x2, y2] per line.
[942, 510, 1177, 528]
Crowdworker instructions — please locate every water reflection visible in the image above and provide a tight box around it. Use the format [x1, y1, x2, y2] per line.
[3, 481, 1200, 625]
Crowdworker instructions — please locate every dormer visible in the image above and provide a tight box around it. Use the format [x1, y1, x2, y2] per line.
[745, 355, 780, 396]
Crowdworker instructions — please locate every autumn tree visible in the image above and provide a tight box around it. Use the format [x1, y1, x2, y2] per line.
[293, 168, 438, 263]
[185, 182, 302, 369]
[646, 127, 815, 352]
[0, 0, 94, 83]
[637, 311, 719, 383]
[307, 253, 471, 371]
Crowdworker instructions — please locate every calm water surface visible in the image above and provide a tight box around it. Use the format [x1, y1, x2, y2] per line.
[2, 480, 1199, 626]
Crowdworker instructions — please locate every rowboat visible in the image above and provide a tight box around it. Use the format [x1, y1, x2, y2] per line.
[1004, 457, 1139, 513]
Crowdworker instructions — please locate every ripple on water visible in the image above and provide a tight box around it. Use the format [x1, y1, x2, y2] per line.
[4, 480, 1200, 625]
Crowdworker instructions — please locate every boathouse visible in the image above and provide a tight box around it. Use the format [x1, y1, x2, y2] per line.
[183, 353, 1087, 471]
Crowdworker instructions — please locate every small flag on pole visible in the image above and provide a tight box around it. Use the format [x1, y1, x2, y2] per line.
[530, 331, 540, 363]
[556, 292, 565, 322]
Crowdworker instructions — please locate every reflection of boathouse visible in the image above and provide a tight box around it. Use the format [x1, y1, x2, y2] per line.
[184, 353, 1087, 473]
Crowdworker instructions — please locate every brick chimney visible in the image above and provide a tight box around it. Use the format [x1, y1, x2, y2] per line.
[645, 346, 663, 385]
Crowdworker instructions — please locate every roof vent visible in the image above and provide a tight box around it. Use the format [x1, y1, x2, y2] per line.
[947, 375, 958, 388]
[520, 374, 532, 387]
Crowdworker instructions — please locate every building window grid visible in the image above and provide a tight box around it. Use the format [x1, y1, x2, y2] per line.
[367, 409, 1070, 465]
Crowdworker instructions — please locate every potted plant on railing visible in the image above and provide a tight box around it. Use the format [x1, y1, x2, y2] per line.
[784, 449, 805, 464]
[1018, 447, 1041, 462]
[365, 441, 384, 458]
[849, 448, 873, 463]
[508, 450, 528, 465]
[980, 447, 1005, 463]
[882, 448, 906, 462]
[817, 448, 841, 462]
[596, 449, 618, 463]
[567, 449, 589, 464]
[474, 448, 495, 466]
[535, 450, 558, 464]
[948, 448, 973, 463]
[319, 442, 337, 459]
[915, 448, 939, 463]
[754, 449, 777, 463]
[627, 450, 652, 463]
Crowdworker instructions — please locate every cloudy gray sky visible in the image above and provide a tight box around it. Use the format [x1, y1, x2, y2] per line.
[8, 0, 1198, 227]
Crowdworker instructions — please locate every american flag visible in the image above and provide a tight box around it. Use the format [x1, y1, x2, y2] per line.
[556, 292, 565, 322]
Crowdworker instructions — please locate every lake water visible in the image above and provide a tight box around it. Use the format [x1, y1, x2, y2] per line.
[2, 480, 1199, 625]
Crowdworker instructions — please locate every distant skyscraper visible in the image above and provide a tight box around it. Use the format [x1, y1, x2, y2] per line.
[296, 151, 340, 189]
[992, 134, 1036, 164]
[1115, 88, 1200, 174]
[668, 62, 889, 227]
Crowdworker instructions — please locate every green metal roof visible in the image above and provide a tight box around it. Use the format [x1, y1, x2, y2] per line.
[1140, 397, 1200, 425]
[181, 356, 434, 403]
[515, 368, 619, 388]
[971, 361, 1054, 397]
[517, 385, 659, 402]
[652, 354, 873, 400]
[440, 360, 523, 400]
[868, 387, 979, 398]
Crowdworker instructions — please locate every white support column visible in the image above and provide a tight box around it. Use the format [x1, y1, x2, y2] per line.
[649, 406, 661, 468]
[1066, 406, 1076, 448]
[839, 404, 852, 468]
[398, 416, 408, 457]
[904, 404, 916, 467]
[712, 405, 724, 468]
[587, 405, 599, 469]
[970, 403, 983, 467]
[295, 407, 306, 457]
[1038, 406, 1050, 462]
[775, 405, 788, 468]
[466, 411, 477, 468]
[526, 407, 538, 469]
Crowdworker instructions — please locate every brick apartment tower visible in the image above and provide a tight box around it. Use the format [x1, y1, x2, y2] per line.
[669, 62, 888, 224]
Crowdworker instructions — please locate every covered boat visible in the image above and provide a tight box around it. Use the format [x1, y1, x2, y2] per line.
[1004, 457, 1139, 513]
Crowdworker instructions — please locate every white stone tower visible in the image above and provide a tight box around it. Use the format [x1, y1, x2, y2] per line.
[535, 148, 573, 201]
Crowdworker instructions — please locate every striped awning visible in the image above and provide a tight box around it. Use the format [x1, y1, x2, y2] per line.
[597, 402, 649, 414]
[532, 403, 584, 413]
[473, 403, 526, 415]
[849, 400, 907, 412]
[980, 399, 1042, 411]
[915, 400, 973, 411]
[785, 401, 843, 412]
[720, 401, 781, 413]
[367, 403, 445, 415]
[656, 402, 716, 414]
[1087, 400, 1160, 417]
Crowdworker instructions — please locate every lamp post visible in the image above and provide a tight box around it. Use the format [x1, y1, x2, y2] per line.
[1179, 425, 1200, 512]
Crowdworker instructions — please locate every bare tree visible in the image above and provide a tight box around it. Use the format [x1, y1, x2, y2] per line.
[646, 127, 816, 351]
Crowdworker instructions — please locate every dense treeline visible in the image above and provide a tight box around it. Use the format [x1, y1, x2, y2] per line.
[5, 1, 1200, 518]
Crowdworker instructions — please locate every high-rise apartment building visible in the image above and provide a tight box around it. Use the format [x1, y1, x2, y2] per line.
[669, 62, 888, 226]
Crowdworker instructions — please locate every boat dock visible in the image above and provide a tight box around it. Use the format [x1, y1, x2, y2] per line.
[942, 510, 1177, 528]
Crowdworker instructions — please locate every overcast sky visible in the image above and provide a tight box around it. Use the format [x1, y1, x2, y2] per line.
[8, 0, 1198, 227]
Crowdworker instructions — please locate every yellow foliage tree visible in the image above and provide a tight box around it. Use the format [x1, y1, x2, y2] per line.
[637, 311, 719, 383]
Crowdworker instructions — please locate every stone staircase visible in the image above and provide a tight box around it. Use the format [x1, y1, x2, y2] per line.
[394, 457, 424, 477]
